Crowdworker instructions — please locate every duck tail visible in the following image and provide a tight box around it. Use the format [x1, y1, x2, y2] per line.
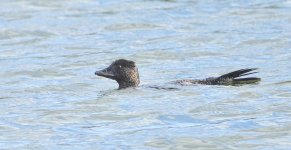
[218, 68, 261, 85]
[232, 77, 261, 84]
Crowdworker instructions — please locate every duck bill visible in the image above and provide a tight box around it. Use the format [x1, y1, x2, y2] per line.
[95, 67, 116, 80]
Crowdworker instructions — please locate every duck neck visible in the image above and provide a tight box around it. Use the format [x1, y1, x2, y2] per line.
[117, 79, 140, 89]
[116, 68, 140, 89]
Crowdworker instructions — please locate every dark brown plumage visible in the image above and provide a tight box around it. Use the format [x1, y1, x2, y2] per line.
[95, 59, 140, 89]
[95, 59, 260, 89]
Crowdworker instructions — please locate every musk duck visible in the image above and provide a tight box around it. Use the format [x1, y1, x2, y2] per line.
[95, 59, 260, 89]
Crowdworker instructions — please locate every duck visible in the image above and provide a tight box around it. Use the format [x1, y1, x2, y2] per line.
[95, 59, 261, 89]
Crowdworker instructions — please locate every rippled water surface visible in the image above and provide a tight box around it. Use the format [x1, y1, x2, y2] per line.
[1, 0, 291, 149]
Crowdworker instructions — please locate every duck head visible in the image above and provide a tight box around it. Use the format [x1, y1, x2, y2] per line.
[95, 59, 140, 89]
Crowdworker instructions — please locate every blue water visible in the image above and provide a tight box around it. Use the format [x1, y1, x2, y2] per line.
[1, 0, 291, 149]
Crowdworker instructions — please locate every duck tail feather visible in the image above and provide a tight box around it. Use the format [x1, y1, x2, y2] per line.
[218, 68, 259, 79]
[232, 77, 261, 84]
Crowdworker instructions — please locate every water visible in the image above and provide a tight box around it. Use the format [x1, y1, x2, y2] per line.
[1, 0, 291, 149]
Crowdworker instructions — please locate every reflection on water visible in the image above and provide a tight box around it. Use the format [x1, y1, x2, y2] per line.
[1, 0, 291, 149]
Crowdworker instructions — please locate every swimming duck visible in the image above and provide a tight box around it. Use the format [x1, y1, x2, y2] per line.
[95, 59, 260, 89]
